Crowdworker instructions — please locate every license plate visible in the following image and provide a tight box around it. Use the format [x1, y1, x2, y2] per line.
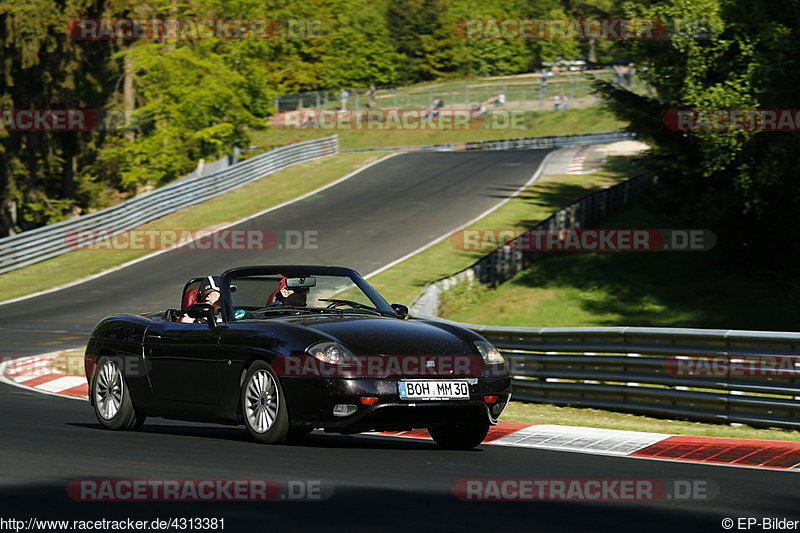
[398, 380, 469, 400]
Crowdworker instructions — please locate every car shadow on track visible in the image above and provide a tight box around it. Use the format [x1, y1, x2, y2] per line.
[68, 422, 449, 451]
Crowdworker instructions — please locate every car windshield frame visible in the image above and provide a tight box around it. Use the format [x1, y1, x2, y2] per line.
[218, 265, 396, 321]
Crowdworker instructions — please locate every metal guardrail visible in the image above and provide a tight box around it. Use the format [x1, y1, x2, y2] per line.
[418, 318, 800, 430]
[342, 130, 635, 153]
[410, 173, 655, 316]
[0, 136, 338, 274]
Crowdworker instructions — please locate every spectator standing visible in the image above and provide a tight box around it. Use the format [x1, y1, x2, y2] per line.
[540, 69, 550, 90]
[365, 85, 377, 108]
[623, 64, 635, 88]
[613, 64, 622, 85]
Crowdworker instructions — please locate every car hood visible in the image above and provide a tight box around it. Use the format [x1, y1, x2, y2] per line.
[276, 314, 475, 356]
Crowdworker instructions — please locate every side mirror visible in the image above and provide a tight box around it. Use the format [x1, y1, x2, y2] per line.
[391, 304, 409, 319]
[186, 303, 216, 326]
[163, 309, 183, 322]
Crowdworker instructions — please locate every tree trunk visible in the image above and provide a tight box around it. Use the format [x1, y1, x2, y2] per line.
[123, 52, 135, 142]
[1, 197, 17, 237]
[62, 136, 77, 199]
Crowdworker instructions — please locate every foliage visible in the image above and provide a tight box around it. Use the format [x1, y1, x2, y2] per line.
[0, 0, 651, 235]
[92, 41, 270, 188]
[594, 0, 800, 265]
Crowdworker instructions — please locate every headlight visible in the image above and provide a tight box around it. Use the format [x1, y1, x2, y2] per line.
[306, 341, 356, 364]
[475, 340, 506, 365]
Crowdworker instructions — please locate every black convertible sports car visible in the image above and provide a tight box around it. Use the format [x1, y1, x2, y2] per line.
[85, 266, 511, 449]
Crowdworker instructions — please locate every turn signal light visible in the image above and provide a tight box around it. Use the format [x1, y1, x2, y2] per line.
[360, 396, 379, 405]
[484, 395, 499, 404]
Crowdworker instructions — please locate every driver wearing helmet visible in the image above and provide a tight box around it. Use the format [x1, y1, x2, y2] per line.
[180, 275, 224, 324]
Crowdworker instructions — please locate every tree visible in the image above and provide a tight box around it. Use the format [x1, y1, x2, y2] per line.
[387, 0, 466, 82]
[0, 0, 120, 234]
[318, 0, 400, 88]
[450, 0, 531, 77]
[90, 37, 272, 190]
[594, 0, 800, 264]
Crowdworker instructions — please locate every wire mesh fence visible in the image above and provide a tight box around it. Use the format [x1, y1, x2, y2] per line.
[274, 70, 637, 114]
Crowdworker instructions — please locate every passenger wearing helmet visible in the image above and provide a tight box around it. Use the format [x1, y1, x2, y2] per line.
[268, 277, 309, 307]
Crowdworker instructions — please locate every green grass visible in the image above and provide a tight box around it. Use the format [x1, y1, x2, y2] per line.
[441, 201, 800, 330]
[500, 402, 800, 442]
[365, 156, 639, 306]
[0, 152, 386, 302]
[370, 76, 611, 110]
[371, 70, 612, 94]
[253, 107, 626, 151]
[360, 151, 800, 439]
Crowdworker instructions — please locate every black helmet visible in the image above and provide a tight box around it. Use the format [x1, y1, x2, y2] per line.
[197, 275, 221, 296]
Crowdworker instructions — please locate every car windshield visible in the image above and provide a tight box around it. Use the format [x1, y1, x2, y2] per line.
[225, 269, 395, 319]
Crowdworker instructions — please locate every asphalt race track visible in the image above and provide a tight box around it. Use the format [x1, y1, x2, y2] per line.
[1, 150, 798, 532]
[1, 388, 797, 533]
[0, 150, 547, 356]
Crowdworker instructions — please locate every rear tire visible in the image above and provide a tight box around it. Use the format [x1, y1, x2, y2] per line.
[91, 357, 145, 430]
[241, 361, 289, 444]
[428, 422, 489, 450]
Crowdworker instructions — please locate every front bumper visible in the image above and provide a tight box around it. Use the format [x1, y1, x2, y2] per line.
[281, 376, 511, 433]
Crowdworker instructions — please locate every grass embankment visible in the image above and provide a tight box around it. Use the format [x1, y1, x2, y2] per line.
[410, 152, 799, 440]
[440, 201, 800, 331]
[366, 156, 638, 305]
[252, 107, 626, 151]
[360, 149, 800, 440]
[0, 152, 385, 302]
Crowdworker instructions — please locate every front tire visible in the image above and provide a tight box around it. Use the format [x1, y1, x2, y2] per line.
[91, 357, 145, 430]
[428, 422, 489, 450]
[241, 361, 289, 444]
